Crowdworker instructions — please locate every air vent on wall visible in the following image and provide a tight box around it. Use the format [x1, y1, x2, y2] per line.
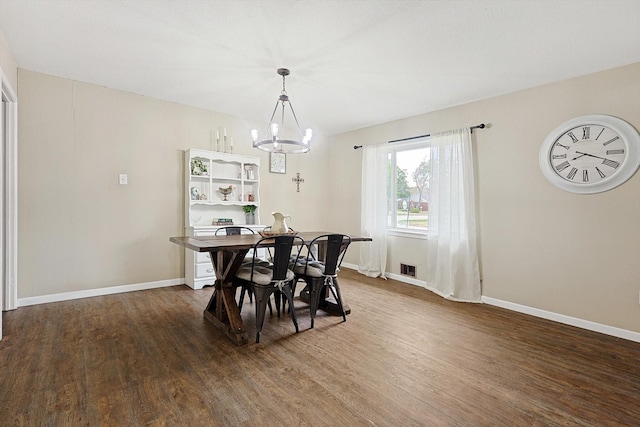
[400, 263, 416, 278]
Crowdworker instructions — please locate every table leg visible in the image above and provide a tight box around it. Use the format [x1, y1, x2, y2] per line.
[203, 249, 249, 346]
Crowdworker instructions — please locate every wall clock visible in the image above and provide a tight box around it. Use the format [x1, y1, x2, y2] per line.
[539, 115, 640, 194]
[269, 152, 286, 174]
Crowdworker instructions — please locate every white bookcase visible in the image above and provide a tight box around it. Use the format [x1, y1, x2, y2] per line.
[184, 148, 263, 289]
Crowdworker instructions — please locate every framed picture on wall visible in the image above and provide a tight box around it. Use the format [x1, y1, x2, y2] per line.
[269, 152, 286, 174]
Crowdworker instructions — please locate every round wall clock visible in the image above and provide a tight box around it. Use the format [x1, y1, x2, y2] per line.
[539, 114, 640, 194]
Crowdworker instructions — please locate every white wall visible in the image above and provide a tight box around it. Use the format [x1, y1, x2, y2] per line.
[0, 26, 17, 90]
[17, 70, 330, 298]
[329, 62, 640, 334]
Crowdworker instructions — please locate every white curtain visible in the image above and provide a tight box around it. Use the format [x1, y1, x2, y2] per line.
[426, 128, 481, 302]
[359, 143, 390, 279]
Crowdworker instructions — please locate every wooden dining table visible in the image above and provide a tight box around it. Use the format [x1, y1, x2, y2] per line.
[170, 231, 372, 345]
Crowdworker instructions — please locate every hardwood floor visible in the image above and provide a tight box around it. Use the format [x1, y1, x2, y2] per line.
[1, 269, 639, 426]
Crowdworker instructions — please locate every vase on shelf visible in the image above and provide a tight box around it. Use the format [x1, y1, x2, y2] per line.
[245, 212, 255, 225]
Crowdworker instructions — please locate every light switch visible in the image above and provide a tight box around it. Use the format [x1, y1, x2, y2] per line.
[119, 174, 128, 185]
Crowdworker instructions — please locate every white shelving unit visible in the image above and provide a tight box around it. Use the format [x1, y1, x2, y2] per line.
[184, 148, 263, 289]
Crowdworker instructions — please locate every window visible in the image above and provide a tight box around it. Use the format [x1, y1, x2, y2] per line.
[388, 140, 430, 234]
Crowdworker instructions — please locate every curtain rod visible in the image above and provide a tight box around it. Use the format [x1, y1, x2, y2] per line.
[353, 123, 486, 149]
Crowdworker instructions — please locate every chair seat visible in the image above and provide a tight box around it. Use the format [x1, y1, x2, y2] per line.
[237, 265, 295, 286]
[294, 260, 340, 278]
[242, 256, 270, 266]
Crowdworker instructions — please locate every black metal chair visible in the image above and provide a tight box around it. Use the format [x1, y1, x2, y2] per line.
[293, 234, 352, 328]
[214, 226, 257, 237]
[235, 235, 304, 343]
[260, 225, 299, 315]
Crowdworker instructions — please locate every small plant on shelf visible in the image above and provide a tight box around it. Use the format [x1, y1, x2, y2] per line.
[243, 204, 257, 225]
[242, 205, 257, 214]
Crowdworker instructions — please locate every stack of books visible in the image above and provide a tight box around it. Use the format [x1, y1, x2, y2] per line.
[212, 218, 234, 226]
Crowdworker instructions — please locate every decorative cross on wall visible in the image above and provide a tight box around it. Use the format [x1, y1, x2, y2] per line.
[292, 172, 305, 192]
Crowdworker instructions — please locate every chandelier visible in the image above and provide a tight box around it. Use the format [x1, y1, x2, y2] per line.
[251, 68, 312, 154]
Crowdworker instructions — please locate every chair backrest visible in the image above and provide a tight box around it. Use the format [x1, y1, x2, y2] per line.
[309, 234, 352, 276]
[260, 235, 303, 281]
[215, 226, 256, 236]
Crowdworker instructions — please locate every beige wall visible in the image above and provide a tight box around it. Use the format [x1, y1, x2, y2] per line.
[329, 62, 640, 333]
[0, 26, 17, 90]
[16, 60, 640, 334]
[17, 69, 329, 298]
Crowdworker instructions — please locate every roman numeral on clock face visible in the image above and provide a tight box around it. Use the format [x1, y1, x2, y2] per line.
[567, 132, 579, 143]
[582, 170, 589, 182]
[552, 154, 567, 159]
[582, 127, 590, 140]
[606, 149, 624, 155]
[555, 161, 571, 172]
[603, 136, 620, 146]
[596, 167, 606, 178]
[602, 158, 620, 169]
[567, 167, 578, 180]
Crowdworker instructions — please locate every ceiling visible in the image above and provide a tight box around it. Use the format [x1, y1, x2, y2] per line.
[1, 0, 640, 137]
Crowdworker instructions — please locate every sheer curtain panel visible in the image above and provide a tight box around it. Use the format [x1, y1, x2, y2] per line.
[359, 144, 390, 279]
[426, 128, 481, 302]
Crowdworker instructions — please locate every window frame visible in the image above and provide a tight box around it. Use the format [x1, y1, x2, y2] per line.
[387, 138, 430, 237]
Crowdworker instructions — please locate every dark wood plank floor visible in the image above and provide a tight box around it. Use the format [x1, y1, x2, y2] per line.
[1, 269, 639, 426]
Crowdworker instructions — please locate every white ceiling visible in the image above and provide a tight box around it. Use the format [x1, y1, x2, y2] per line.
[1, 0, 640, 136]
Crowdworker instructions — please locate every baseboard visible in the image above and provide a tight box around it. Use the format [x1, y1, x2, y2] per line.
[17, 278, 186, 307]
[342, 263, 640, 343]
[481, 296, 640, 343]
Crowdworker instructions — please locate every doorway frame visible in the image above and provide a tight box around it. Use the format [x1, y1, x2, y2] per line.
[1, 67, 18, 322]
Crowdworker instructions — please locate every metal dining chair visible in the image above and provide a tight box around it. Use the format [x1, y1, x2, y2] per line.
[235, 235, 304, 343]
[214, 226, 257, 237]
[293, 234, 352, 328]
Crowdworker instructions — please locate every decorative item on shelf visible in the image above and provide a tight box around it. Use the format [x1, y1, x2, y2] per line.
[215, 130, 221, 152]
[199, 193, 207, 200]
[212, 218, 234, 226]
[251, 68, 312, 154]
[218, 185, 233, 201]
[190, 187, 200, 200]
[242, 204, 257, 225]
[244, 165, 255, 180]
[191, 159, 208, 176]
[248, 193, 255, 202]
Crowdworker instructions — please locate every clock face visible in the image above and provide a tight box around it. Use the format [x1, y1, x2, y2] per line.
[540, 115, 640, 194]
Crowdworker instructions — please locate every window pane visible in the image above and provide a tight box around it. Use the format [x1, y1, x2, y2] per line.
[395, 147, 429, 230]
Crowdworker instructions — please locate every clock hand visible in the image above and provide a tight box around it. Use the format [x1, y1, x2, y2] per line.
[574, 151, 609, 161]
[571, 153, 587, 160]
